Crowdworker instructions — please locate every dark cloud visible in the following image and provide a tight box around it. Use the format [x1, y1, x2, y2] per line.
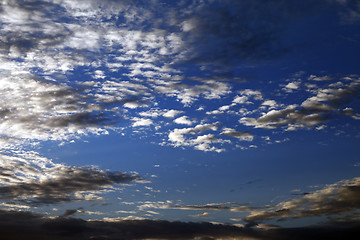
[244, 177, 360, 223]
[60, 208, 81, 218]
[335, 0, 360, 24]
[0, 209, 359, 240]
[173, 0, 326, 70]
[0, 165, 142, 204]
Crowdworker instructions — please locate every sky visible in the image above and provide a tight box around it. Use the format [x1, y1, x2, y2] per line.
[0, 0, 360, 239]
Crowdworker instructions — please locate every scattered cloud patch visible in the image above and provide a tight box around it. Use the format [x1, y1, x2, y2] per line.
[221, 129, 254, 141]
[174, 116, 194, 125]
[308, 75, 333, 81]
[163, 110, 184, 118]
[131, 118, 153, 127]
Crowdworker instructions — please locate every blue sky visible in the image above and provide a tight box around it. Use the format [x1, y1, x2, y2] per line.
[0, 0, 360, 239]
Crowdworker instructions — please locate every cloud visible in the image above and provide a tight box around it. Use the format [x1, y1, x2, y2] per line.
[175, 1, 291, 68]
[0, 153, 142, 205]
[240, 75, 360, 130]
[0, 208, 359, 240]
[131, 118, 153, 127]
[136, 176, 360, 228]
[244, 177, 360, 223]
[137, 201, 255, 214]
[0, 72, 116, 147]
[221, 129, 254, 141]
[154, 79, 231, 106]
[0, 209, 253, 240]
[308, 75, 334, 81]
[163, 109, 184, 118]
[0, 0, 358, 157]
[261, 100, 277, 108]
[174, 116, 194, 125]
[283, 82, 300, 92]
[334, 0, 360, 24]
[168, 122, 225, 152]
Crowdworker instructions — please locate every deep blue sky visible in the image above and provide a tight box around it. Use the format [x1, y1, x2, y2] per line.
[0, 0, 360, 239]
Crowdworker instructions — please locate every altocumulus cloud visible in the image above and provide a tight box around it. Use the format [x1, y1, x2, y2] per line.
[0, 0, 359, 153]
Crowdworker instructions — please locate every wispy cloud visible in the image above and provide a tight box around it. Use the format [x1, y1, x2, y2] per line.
[0, 153, 142, 205]
[244, 177, 360, 223]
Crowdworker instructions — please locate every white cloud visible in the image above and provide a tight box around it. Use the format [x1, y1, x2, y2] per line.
[308, 75, 333, 81]
[163, 110, 183, 118]
[124, 102, 142, 109]
[168, 122, 223, 152]
[131, 118, 153, 127]
[262, 100, 277, 107]
[284, 82, 300, 90]
[193, 134, 217, 144]
[239, 89, 263, 100]
[174, 116, 194, 125]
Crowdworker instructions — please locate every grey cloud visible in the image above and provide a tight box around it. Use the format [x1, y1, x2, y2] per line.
[335, 0, 360, 24]
[240, 106, 327, 130]
[60, 208, 80, 218]
[139, 177, 360, 229]
[0, 159, 141, 204]
[0, 1, 74, 56]
[0, 73, 117, 143]
[172, 0, 327, 72]
[139, 201, 255, 213]
[241, 76, 360, 130]
[168, 203, 252, 212]
[221, 129, 254, 141]
[245, 177, 360, 223]
[0, 209, 359, 240]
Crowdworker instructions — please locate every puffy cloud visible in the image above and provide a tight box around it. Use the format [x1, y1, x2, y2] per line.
[240, 76, 360, 130]
[174, 116, 194, 125]
[167, 122, 225, 152]
[163, 109, 184, 118]
[261, 100, 277, 108]
[131, 118, 153, 127]
[154, 80, 231, 106]
[283, 82, 300, 92]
